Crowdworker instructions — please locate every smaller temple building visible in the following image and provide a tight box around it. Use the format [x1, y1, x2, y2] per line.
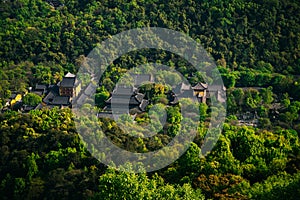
[58, 72, 81, 98]
[104, 85, 149, 114]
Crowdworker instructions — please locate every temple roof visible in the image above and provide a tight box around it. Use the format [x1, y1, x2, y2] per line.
[59, 77, 76, 87]
[35, 84, 47, 91]
[113, 85, 136, 95]
[173, 82, 191, 94]
[133, 74, 152, 86]
[51, 96, 70, 105]
[207, 84, 226, 91]
[84, 83, 97, 96]
[192, 82, 208, 90]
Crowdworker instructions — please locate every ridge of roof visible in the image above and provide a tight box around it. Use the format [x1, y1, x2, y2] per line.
[192, 82, 208, 90]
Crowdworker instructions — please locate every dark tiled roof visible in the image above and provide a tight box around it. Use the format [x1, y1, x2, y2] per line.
[106, 88, 147, 105]
[51, 96, 70, 105]
[23, 105, 36, 112]
[60, 77, 75, 88]
[47, 105, 57, 109]
[113, 85, 136, 95]
[180, 82, 191, 90]
[134, 74, 152, 86]
[97, 112, 114, 119]
[35, 84, 47, 91]
[32, 91, 43, 96]
[106, 96, 140, 105]
[106, 96, 125, 105]
[173, 82, 191, 94]
[84, 83, 97, 96]
[105, 104, 129, 112]
[177, 90, 194, 98]
[35, 103, 44, 110]
[75, 94, 88, 105]
[43, 91, 56, 104]
[206, 90, 226, 103]
[129, 96, 140, 105]
[48, 85, 59, 94]
[208, 85, 226, 91]
[192, 82, 208, 90]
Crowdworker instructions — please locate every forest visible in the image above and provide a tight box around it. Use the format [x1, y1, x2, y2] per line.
[0, 0, 300, 199]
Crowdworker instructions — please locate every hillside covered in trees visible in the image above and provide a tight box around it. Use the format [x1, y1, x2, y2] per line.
[0, 0, 300, 199]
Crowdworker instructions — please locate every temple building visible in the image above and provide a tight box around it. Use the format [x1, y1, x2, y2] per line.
[58, 72, 81, 98]
[38, 72, 80, 109]
[104, 85, 149, 114]
[171, 82, 226, 104]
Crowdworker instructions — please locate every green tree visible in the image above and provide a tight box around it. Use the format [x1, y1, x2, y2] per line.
[23, 93, 42, 106]
[26, 153, 39, 181]
[261, 86, 274, 105]
[13, 178, 26, 199]
[94, 166, 204, 200]
[95, 86, 110, 108]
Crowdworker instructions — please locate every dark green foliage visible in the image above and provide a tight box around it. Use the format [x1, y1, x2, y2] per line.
[22, 93, 42, 106]
[0, 109, 106, 199]
[95, 86, 110, 108]
[0, 106, 300, 199]
[94, 166, 204, 200]
[246, 172, 300, 200]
